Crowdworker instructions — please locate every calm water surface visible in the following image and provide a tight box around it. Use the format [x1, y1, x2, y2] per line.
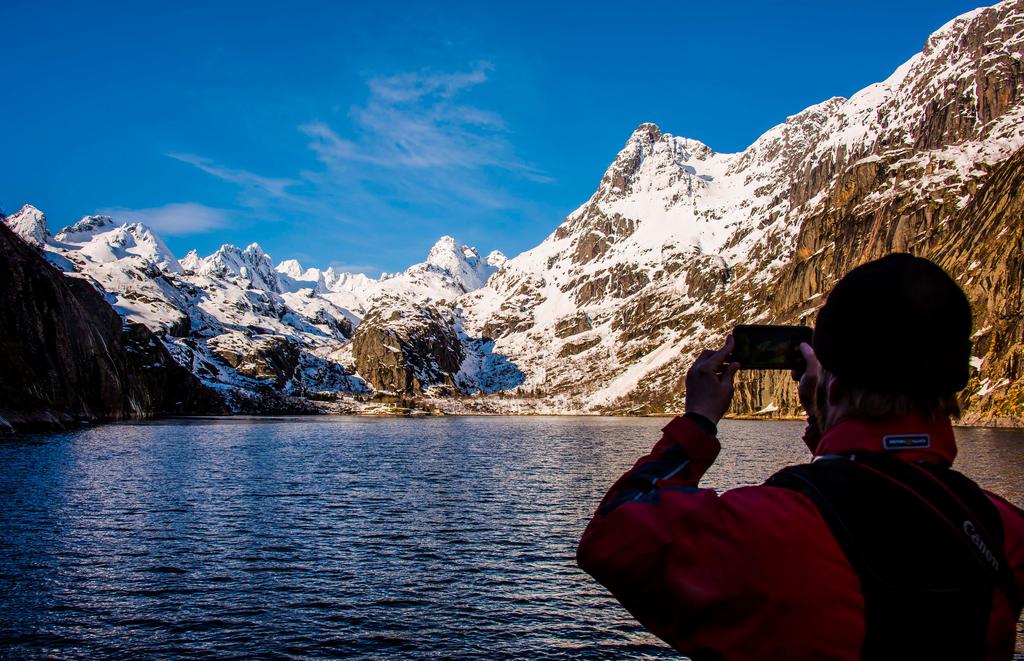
[1, 417, 1022, 659]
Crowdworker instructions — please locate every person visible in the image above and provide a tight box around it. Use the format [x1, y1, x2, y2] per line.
[577, 254, 1024, 660]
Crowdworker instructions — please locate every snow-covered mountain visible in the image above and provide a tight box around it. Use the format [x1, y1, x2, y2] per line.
[458, 0, 1024, 419]
[4, 204, 505, 411]
[272, 235, 506, 316]
[275, 259, 375, 296]
[5, 204, 48, 248]
[4, 0, 1023, 423]
[56, 215, 183, 273]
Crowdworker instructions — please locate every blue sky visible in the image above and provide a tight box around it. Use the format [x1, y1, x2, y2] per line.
[1, 0, 986, 274]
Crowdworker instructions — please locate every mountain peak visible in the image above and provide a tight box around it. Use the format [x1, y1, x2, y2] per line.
[486, 250, 507, 269]
[3, 204, 48, 249]
[427, 236, 459, 263]
[276, 258, 305, 279]
[201, 242, 280, 292]
[244, 242, 267, 257]
[181, 249, 203, 271]
[213, 243, 243, 259]
[425, 235, 471, 270]
[12, 203, 43, 218]
[630, 122, 662, 142]
[376, 235, 506, 298]
[595, 124, 717, 204]
[52, 214, 182, 272]
[55, 215, 116, 242]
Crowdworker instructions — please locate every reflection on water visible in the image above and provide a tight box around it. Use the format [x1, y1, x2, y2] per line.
[0, 417, 1021, 658]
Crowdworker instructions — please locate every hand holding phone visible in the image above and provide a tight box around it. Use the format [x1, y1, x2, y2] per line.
[685, 335, 741, 424]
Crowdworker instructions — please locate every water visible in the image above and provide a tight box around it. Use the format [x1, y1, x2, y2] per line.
[1, 417, 1021, 659]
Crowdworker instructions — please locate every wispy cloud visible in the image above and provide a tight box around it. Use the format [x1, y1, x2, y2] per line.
[167, 153, 299, 198]
[163, 63, 550, 270]
[327, 261, 381, 275]
[300, 62, 548, 180]
[368, 65, 491, 103]
[100, 202, 229, 236]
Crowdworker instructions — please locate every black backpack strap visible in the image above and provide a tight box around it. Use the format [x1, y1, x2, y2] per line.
[768, 455, 1017, 660]
[855, 454, 1021, 615]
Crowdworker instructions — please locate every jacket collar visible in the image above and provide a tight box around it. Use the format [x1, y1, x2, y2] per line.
[814, 414, 957, 465]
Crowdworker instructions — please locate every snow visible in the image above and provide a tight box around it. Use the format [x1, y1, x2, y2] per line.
[193, 243, 281, 292]
[588, 333, 685, 406]
[977, 377, 1010, 397]
[55, 216, 183, 273]
[272, 237, 501, 316]
[4, 204, 49, 248]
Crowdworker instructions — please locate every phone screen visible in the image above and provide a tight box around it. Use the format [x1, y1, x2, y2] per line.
[731, 325, 813, 371]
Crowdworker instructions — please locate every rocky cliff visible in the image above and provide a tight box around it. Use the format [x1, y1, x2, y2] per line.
[352, 297, 464, 395]
[935, 146, 1024, 425]
[458, 0, 1024, 425]
[0, 222, 223, 432]
[712, 143, 1024, 425]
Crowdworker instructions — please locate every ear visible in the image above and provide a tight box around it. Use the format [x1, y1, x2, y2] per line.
[826, 373, 844, 406]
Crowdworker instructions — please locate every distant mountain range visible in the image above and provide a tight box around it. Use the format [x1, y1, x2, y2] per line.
[4, 0, 1022, 426]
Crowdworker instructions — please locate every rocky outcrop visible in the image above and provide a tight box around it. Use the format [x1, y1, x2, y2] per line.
[207, 332, 300, 387]
[554, 313, 593, 338]
[351, 298, 464, 395]
[0, 222, 223, 432]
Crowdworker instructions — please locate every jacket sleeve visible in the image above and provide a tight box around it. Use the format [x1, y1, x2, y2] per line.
[576, 415, 756, 649]
[986, 492, 1024, 628]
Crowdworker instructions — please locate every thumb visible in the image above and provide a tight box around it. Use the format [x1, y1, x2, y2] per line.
[799, 342, 818, 366]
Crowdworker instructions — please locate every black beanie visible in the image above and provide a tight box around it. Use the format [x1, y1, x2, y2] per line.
[813, 253, 972, 395]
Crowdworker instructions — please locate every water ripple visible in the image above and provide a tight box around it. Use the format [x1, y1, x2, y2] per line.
[1, 417, 1021, 659]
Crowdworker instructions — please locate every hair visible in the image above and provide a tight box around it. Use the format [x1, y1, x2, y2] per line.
[815, 369, 961, 425]
[843, 388, 961, 421]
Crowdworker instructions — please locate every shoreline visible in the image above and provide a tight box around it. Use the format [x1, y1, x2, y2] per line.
[5, 410, 1021, 434]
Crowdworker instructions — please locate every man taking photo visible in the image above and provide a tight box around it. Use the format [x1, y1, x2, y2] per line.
[577, 254, 1024, 659]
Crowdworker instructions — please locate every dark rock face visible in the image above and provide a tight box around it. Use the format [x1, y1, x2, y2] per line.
[0, 223, 223, 432]
[554, 313, 593, 338]
[933, 146, 1024, 425]
[351, 300, 464, 395]
[207, 333, 300, 388]
[559, 336, 602, 357]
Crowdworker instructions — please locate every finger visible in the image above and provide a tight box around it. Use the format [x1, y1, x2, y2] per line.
[709, 334, 735, 368]
[694, 349, 715, 369]
[799, 342, 820, 371]
[725, 361, 741, 381]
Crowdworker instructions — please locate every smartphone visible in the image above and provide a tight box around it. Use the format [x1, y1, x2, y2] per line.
[731, 324, 813, 371]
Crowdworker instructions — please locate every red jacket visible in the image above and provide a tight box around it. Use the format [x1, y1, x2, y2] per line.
[577, 415, 1024, 659]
